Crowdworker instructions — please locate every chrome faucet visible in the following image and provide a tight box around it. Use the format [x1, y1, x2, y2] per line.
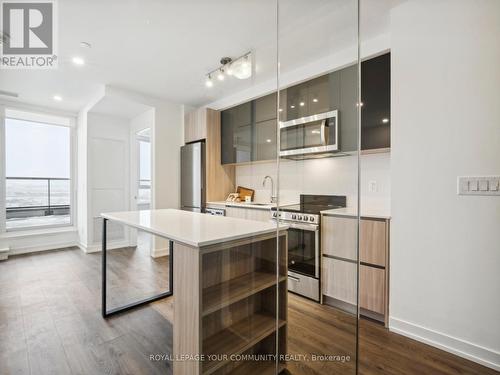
[262, 175, 277, 203]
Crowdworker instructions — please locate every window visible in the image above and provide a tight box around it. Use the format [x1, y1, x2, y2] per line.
[4, 110, 72, 230]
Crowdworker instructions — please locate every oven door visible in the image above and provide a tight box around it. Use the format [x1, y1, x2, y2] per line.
[287, 222, 320, 278]
[280, 110, 338, 157]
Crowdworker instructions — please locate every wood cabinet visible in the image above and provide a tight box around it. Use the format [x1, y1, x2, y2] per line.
[225, 206, 270, 222]
[322, 257, 357, 306]
[360, 218, 387, 267]
[321, 214, 390, 324]
[185, 108, 207, 143]
[359, 265, 385, 315]
[184, 108, 235, 201]
[321, 215, 357, 260]
[173, 231, 288, 374]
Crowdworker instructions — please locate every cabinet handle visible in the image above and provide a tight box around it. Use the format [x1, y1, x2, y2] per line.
[288, 275, 300, 282]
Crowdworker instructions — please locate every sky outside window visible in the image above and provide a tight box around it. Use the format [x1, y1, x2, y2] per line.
[6, 118, 70, 178]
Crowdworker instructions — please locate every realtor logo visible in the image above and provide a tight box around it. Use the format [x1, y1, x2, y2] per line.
[1, 0, 57, 68]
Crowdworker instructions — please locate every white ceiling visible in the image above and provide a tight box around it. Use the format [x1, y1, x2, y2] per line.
[0, 0, 404, 113]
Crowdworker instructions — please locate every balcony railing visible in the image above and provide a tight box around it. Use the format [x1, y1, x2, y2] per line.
[6, 177, 70, 221]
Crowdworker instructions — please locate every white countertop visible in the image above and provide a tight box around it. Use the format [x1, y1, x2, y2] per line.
[321, 207, 391, 219]
[101, 209, 286, 248]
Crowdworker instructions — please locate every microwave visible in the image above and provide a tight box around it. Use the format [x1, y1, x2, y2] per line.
[279, 110, 339, 159]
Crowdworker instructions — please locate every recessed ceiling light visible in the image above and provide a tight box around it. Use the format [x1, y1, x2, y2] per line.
[266, 139, 272, 143]
[53, 95, 62, 101]
[299, 102, 305, 107]
[290, 105, 295, 109]
[312, 98, 318, 103]
[382, 118, 389, 123]
[72, 56, 85, 66]
[278, 108, 283, 112]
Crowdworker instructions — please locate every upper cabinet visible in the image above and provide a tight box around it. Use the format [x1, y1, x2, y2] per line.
[221, 53, 391, 164]
[184, 108, 207, 143]
[221, 102, 252, 164]
[361, 53, 391, 151]
[221, 93, 277, 165]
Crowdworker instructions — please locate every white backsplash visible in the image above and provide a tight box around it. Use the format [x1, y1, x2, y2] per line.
[235, 153, 391, 211]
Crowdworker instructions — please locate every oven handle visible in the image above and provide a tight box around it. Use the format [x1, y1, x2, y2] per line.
[288, 275, 301, 282]
[287, 222, 319, 231]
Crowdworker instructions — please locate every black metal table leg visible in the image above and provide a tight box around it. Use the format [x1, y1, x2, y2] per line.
[102, 220, 174, 318]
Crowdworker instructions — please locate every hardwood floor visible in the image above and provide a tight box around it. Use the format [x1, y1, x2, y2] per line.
[0, 245, 497, 375]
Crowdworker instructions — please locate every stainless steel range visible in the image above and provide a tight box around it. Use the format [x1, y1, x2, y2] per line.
[271, 195, 346, 301]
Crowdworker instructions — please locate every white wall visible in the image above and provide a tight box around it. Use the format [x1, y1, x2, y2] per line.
[235, 153, 391, 211]
[390, 0, 500, 370]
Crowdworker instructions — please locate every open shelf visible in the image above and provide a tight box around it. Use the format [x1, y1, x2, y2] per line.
[203, 272, 286, 316]
[203, 313, 286, 375]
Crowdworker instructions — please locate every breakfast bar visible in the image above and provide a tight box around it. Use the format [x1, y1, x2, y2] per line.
[101, 209, 288, 374]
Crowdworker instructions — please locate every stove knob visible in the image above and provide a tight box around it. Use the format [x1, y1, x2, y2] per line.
[297, 215, 302, 220]
[272, 212, 277, 217]
[309, 216, 315, 222]
[292, 214, 296, 219]
[303, 216, 309, 221]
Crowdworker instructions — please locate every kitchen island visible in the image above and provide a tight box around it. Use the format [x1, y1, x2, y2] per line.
[101, 209, 288, 375]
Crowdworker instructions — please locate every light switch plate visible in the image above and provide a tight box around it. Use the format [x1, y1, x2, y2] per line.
[458, 176, 500, 196]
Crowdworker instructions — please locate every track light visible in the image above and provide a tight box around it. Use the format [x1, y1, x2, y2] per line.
[205, 75, 213, 88]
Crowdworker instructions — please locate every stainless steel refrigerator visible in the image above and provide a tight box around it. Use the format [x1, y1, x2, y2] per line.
[180, 141, 205, 212]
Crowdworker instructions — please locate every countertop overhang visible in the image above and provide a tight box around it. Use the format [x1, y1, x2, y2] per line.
[101, 209, 287, 248]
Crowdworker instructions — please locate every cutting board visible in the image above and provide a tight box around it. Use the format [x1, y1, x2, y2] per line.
[236, 186, 255, 201]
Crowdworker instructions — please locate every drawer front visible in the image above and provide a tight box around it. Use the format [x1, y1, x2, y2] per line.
[360, 219, 387, 267]
[359, 265, 385, 314]
[322, 216, 357, 260]
[322, 257, 357, 305]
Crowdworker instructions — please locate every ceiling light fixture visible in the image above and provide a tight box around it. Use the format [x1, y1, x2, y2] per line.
[204, 52, 252, 87]
[382, 118, 389, 123]
[72, 56, 85, 66]
[313, 98, 318, 103]
[53, 95, 62, 101]
[299, 102, 305, 107]
[266, 139, 272, 143]
[205, 74, 213, 88]
[290, 105, 295, 109]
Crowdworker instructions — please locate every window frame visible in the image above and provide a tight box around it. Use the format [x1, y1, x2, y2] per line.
[1, 106, 76, 233]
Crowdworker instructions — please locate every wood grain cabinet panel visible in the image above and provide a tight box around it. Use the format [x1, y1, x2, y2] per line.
[226, 207, 270, 222]
[321, 216, 357, 260]
[322, 257, 357, 305]
[359, 265, 385, 315]
[184, 108, 207, 143]
[360, 219, 387, 267]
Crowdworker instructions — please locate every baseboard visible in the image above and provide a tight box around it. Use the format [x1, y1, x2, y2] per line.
[79, 240, 131, 254]
[389, 317, 500, 372]
[0, 247, 9, 260]
[151, 247, 169, 258]
[7, 242, 77, 256]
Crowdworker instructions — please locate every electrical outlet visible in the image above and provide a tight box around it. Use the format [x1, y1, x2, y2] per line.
[368, 180, 378, 193]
